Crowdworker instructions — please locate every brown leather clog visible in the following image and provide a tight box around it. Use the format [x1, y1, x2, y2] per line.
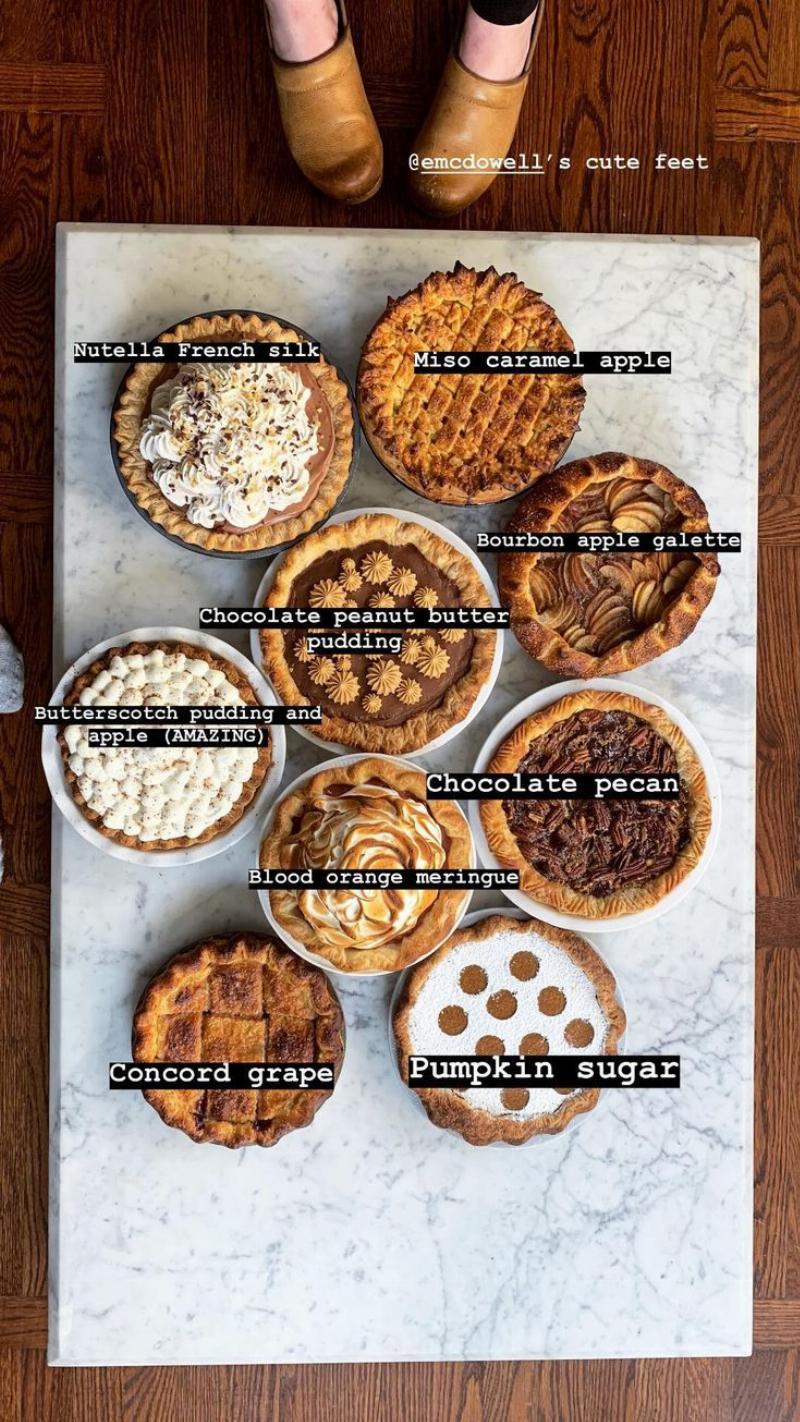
[408, 0, 546, 216]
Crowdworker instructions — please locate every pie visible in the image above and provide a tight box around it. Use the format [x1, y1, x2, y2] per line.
[260, 756, 474, 973]
[480, 690, 713, 919]
[132, 932, 345, 1148]
[357, 264, 585, 505]
[58, 640, 271, 850]
[112, 311, 355, 554]
[393, 913, 625, 1145]
[499, 452, 721, 676]
[258, 511, 498, 753]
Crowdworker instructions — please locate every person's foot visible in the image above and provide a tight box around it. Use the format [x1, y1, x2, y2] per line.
[265, 0, 339, 63]
[459, 3, 538, 81]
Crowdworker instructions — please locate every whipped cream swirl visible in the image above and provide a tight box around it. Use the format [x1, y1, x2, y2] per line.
[139, 363, 320, 529]
[287, 781, 446, 952]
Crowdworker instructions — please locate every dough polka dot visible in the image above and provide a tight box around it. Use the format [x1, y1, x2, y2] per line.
[438, 1004, 468, 1035]
[509, 950, 539, 981]
[487, 989, 517, 1020]
[538, 986, 567, 1016]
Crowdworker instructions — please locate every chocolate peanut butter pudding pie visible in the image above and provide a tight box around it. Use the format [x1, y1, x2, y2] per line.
[261, 756, 474, 973]
[133, 933, 345, 1148]
[58, 640, 270, 850]
[481, 690, 712, 920]
[259, 512, 497, 754]
[357, 265, 585, 505]
[393, 914, 625, 1145]
[112, 312, 355, 554]
[500, 453, 721, 676]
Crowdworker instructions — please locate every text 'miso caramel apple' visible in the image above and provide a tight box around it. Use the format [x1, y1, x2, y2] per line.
[132, 933, 345, 1148]
[357, 265, 586, 505]
[480, 690, 713, 921]
[499, 453, 720, 677]
[260, 756, 475, 974]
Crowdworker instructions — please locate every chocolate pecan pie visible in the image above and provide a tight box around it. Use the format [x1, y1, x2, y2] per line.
[481, 691, 712, 919]
[357, 265, 585, 505]
[500, 453, 720, 676]
[133, 932, 345, 1147]
[393, 914, 625, 1144]
[261, 756, 474, 973]
[57, 640, 271, 851]
[259, 512, 497, 753]
[112, 311, 355, 554]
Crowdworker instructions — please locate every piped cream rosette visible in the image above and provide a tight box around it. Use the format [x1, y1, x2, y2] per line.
[260, 755, 475, 974]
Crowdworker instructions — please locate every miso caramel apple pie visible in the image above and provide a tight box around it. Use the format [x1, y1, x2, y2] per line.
[393, 914, 626, 1145]
[112, 311, 355, 554]
[480, 690, 712, 920]
[58, 640, 271, 850]
[499, 453, 720, 676]
[133, 932, 345, 1148]
[357, 265, 585, 505]
[261, 756, 474, 973]
[259, 511, 498, 754]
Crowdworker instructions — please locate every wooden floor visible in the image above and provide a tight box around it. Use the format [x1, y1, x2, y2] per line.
[0, 0, 799, 1417]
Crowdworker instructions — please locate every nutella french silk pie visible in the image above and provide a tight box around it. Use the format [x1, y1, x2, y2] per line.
[259, 511, 498, 754]
[481, 690, 712, 920]
[112, 311, 355, 554]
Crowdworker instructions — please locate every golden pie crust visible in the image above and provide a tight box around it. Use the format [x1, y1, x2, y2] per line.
[499, 452, 720, 676]
[57, 640, 271, 851]
[393, 914, 626, 1145]
[112, 311, 355, 554]
[480, 690, 713, 919]
[261, 756, 474, 973]
[259, 512, 498, 753]
[132, 932, 345, 1148]
[357, 264, 585, 505]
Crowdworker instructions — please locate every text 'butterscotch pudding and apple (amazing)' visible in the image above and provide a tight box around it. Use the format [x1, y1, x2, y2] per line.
[498, 452, 721, 677]
[58, 641, 271, 850]
[260, 756, 474, 974]
[480, 690, 712, 921]
[357, 264, 586, 506]
[393, 914, 626, 1146]
[133, 933, 345, 1149]
[258, 511, 498, 755]
[112, 312, 355, 555]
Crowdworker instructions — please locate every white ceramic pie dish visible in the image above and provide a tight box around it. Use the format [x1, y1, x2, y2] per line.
[256, 751, 475, 978]
[387, 907, 628, 1150]
[249, 505, 504, 757]
[43, 626, 286, 866]
[468, 677, 722, 934]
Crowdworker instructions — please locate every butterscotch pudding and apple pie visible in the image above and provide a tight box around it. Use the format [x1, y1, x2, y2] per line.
[112, 312, 355, 554]
[260, 756, 474, 973]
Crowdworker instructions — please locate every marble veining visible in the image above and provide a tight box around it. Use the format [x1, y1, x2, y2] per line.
[50, 225, 758, 1364]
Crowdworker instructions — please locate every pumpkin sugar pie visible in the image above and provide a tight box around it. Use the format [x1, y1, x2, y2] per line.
[480, 690, 713, 920]
[259, 512, 498, 754]
[393, 913, 625, 1145]
[112, 311, 355, 555]
[133, 932, 345, 1147]
[357, 265, 585, 505]
[500, 453, 720, 676]
[261, 756, 474, 973]
[58, 640, 271, 851]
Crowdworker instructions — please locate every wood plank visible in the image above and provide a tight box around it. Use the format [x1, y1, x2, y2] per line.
[767, 0, 800, 92]
[754, 1300, 800, 1350]
[754, 947, 800, 1300]
[0, 935, 48, 1297]
[0, 63, 106, 113]
[0, 1296, 46, 1349]
[715, 87, 800, 143]
[717, 0, 768, 89]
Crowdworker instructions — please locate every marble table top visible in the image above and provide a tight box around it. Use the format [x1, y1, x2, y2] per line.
[50, 224, 758, 1364]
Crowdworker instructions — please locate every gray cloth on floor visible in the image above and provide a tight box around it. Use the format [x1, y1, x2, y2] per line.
[0, 625, 23, 712]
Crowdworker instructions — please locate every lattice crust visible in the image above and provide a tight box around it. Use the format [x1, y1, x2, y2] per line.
[357, 264, 586, 505]
[499, 452, 720, 676]
[393, 914, 626, 1145]
[480, 691, 713, 920]
[57, 640, 272, 850]
[133, 933, 345, 1148]
[112, 312, 355, 553]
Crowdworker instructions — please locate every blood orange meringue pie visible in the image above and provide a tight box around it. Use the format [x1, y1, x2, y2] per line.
[260, 756, 474, 973]
[112, 311, 355, 555]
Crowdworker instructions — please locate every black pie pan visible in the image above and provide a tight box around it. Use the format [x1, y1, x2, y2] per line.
[109, 308, 360, 560]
